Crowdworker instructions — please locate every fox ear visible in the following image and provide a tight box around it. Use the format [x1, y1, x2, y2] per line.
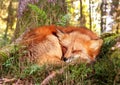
[89, 39, 103, 51]
[56, 29, 65, 38]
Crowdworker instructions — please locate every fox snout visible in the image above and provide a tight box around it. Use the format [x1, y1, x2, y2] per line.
[64, 54, 95, 63]
[65, 55, 80, 63]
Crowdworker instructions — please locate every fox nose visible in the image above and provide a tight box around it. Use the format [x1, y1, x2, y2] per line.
[61, 57, 68, 61]
[64, 56, 75, 63]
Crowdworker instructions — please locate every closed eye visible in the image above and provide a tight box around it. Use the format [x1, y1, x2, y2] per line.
[72, 50, 82, 53]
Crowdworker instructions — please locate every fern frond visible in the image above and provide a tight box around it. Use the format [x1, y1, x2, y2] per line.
[28, 4, 47, 20]
[56, 14, 70, 26]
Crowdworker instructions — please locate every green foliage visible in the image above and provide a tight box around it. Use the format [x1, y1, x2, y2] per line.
[68, 64, 93, 84]
[14, 1, 67, 39]
[69, 64, 92, 79]
[0, 35, 10, 47]
[90, 33, 120, 85]
[22, 64, 43, 78]
[48, 64, 93, 85]
[1, 0, 120, 84]
[0, 52, 8, 64]
[0, 33, 120, 84]
[93, 59, 115, 84]
[28, 4, 47, 22]
[0, 45, 23, 77]
[56, 14, 70, 26]
[111, 49, 120, 67]
[99, 33, 120, 57]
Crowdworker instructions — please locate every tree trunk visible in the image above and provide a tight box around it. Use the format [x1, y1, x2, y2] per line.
[89, 0, 92, 30]
[12, 0, 39, 41]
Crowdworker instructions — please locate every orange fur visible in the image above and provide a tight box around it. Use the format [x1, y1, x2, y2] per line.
[57, 26, 99, 40]
[16, 25, 103, 65]
[57, 27, 103, 63]
[21, 25, 57, 45]
[17, 25, 65, 66]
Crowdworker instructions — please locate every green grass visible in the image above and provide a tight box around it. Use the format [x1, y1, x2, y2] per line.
[0, 33, 120, 85]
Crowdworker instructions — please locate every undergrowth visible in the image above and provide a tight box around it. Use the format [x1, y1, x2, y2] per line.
[1, 0, 120, 84]
[0, 33, 120, 85]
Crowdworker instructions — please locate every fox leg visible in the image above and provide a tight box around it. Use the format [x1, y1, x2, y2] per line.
[37, 55, 65, 66]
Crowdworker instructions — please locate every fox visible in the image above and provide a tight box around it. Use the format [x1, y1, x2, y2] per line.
[56, 26, 103, 63]
[15, 25, 103, 65]
[15, 25, 64, 66]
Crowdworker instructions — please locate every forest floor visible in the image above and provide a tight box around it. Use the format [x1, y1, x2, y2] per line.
[0, 33, 120, 85]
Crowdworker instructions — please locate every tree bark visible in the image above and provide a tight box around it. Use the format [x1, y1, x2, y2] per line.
[12, 0, 39, 41]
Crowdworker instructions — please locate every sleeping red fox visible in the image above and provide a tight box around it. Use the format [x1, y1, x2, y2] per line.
[16, 25, 64, 66]
[15, 25, 103, 65]
[57, 26, 103, 63]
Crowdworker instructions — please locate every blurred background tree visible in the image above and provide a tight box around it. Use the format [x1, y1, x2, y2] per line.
[12, 0, 67, 41]
[0, 0, 120, 46]
[0, 0, 18, 46]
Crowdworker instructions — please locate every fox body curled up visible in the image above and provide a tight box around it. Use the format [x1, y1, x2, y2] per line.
[15, 25, 103, 66]
[57, 26, 103, 63]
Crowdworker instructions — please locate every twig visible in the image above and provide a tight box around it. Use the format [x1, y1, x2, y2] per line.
[41, 66, 66, 85]
[0, 78, 16, 84]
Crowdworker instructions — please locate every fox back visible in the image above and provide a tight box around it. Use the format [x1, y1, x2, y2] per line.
[16, 25, 64, 66]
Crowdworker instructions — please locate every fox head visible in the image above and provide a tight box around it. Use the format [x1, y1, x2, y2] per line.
[57, 28, 103, 63]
